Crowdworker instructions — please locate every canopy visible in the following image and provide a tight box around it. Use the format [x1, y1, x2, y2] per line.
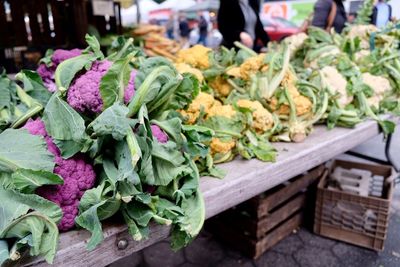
[184, 0, 220, 12]
[156, 0, 196, 11]
[121, 0, 160, 25]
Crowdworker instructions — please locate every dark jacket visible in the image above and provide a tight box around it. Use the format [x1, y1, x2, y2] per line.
[217, 0, 269, 49]
[371, 3, 392, 26]
[311, 0, 347, 33]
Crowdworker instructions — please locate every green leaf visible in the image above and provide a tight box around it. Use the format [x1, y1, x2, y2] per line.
[54, 54, 96, 91]
[201, 115, 244, 138]
[89, 103, 132, 140]
[75, 201, 106, 250]
[0, 129, 55, 172]
[11, 169, 63, 194]
[379, 120, 396, 136]
[0, 188, 62, 229]
[15, 70, 52, 106]
[43, 93, 86, 142]
[171, 189, 205, 250]
[100, 55, 134, 109]
[83, 34, 104, 59]
[76, 182, 121, 250]
[2, 212, 59, 264]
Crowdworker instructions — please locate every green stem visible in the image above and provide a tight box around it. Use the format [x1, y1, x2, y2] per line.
[11, 104, 43, 129]
[115, 38, 134, 60]
[233, 41, 257, 57]
[126, 128, 141, 167]
[127, 66, 176, 117]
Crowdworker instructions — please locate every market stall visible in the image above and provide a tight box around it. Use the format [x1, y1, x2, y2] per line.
[20, 117, 397, 267]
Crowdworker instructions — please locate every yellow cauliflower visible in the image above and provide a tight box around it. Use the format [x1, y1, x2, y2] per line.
[362, 73, 392, 108]
[176, 45, 211, 69]
[207, 104, 236, 119]
[209, 76, 232, 97]
[237, 99, 274, 133]
[269, 70, 312, 116]
[226, 54, 266, 80]
[210, 138, 236, 155]
[174, 63, 204, 82]
[320, 66, 352, 108]
[179, 92, 216, 124]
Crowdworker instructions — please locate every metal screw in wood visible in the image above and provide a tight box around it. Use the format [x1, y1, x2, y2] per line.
[117, 239, 129, 250]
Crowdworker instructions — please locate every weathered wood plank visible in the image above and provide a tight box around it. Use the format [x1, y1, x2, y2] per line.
[21, 119, 396, 267]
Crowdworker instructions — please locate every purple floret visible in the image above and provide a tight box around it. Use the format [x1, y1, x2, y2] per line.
[24, 118, 96, 231]
[52, 48, 81, 65]
[151, 125, 168, 143]
[36, 49, 81, 92]
[67, 60, 136, 114]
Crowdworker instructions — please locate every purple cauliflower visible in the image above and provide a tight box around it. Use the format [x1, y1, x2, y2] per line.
[37, 49, 81, 92]
[24, 118, 96, 231]
[151, 125, 168, 143]
[67, 60, 136, 114]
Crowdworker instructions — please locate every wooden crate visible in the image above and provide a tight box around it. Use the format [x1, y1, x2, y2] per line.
[314, 160, 394, 251]
[207, 165, 325, 258]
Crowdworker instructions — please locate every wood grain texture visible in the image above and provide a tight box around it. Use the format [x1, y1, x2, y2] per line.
[23, 119, 395, 267]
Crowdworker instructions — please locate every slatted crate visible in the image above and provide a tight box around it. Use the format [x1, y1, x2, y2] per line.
[207, 165, 325, 258]
[314, 160, 394, 251]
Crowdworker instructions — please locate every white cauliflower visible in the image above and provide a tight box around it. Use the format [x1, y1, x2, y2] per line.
[347, 25, 378, 49]
[362, 73, 392, 108]
[283, 32, 308, 57]
[354, 49, 370, 62]
[320, 66, 352, 108]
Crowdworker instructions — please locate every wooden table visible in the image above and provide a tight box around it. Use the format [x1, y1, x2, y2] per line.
[22, 119, 393, 267]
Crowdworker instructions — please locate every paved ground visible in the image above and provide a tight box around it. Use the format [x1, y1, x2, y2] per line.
[110, 130, 400, 267]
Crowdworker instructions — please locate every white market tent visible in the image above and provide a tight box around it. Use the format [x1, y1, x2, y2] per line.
[156, 0, 196, 11]
[121, 0, 160, 25]
[184, 0, 220, 12]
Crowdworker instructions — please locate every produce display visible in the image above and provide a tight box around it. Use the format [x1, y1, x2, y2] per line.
[0, 13, 399, 266]
[133, 24, 181, 60]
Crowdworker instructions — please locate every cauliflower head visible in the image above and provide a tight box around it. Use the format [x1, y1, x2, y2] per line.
[362, 73, 392, 108]
[237, 99, 274, 133]
[151, 124, 168, 143]
[269, 71, 312, 116]
[320, 66, 352, 107]
[347, 25, 378, 49]
[207, 104, 236, 119]
[179, 92, 216, 124]
[67, 60, 136, 113]
[37, 48, 82, 92]
[24, 118, 96, 231]
[284, 32, 308, 56]
[238, 53, 266, 80]
[209, 76, 232, 97]
[174, 63, 204, 82]
[176, 45, 211, 69]
[210, 137, 236, 155]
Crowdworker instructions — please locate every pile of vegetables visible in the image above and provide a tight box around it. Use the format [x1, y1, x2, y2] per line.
[0, 36, 209, 265]
[0, 11, 398, 264]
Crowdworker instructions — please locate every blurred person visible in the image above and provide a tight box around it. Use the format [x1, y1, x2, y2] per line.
[198, 15, 208, 46]
[166, 14, 174, 39]
[189, 22, 200, 47]
[179, 14, 191, 47]
[311, 0, 347, 33]
[218, 0, 269, 51]
[371, 0, 392, 27]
